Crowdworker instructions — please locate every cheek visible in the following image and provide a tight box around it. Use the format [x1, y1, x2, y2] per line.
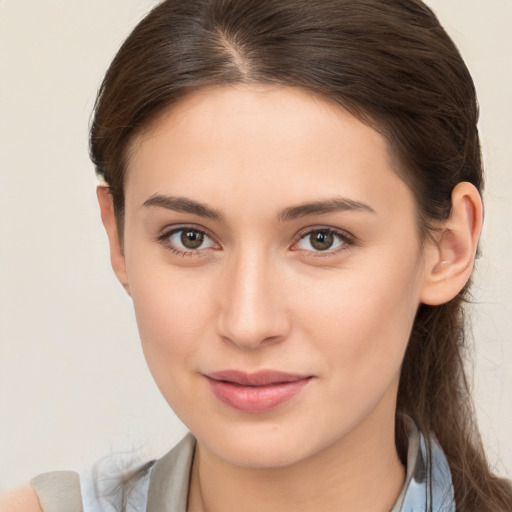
[126, 257, 215, 392]
[298, 252, 422, 402]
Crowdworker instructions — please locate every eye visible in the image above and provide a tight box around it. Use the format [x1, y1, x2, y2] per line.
[294, 228, 350, 253]
[159, 227, 217, 255]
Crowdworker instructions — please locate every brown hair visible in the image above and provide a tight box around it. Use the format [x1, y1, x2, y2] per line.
[90, 0, 511, 509]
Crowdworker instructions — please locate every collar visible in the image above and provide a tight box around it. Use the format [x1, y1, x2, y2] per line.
[392, 416, 455, 512]
[147, 418, 455, 512]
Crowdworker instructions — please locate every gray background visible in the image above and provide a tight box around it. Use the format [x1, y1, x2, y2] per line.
[1, 0, 511, 490]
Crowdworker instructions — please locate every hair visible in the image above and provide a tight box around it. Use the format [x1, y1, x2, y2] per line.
[89, 0, 512, 510]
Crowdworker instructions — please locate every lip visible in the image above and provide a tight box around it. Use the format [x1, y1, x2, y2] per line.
[205, 370, 313, 413]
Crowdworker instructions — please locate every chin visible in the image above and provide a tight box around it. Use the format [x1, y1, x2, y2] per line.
[193, 419, 332, 469]
[214, 438, 310, 468]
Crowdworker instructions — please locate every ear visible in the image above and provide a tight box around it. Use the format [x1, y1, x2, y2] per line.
[420, 182, 483, 305]
[97, 186, 130, 295]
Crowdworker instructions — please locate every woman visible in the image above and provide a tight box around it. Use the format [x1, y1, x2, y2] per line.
[2, 0, 511, 510]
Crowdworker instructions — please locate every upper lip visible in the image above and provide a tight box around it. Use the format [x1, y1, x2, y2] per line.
[205, 370, 311, 386]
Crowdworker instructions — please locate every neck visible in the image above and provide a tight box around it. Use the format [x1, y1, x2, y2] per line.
[187, 410, 405, 512]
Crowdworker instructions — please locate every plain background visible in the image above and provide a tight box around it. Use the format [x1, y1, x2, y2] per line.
[0, 0, 511, 491]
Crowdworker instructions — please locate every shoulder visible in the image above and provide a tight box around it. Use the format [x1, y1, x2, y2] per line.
[0, 485, 43, 512]
[0, 434, 195, 512]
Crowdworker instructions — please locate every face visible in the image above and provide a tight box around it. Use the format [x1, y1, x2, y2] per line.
[119, 85, 430, 468]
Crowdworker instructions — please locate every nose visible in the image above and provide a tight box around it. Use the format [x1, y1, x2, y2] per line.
[216, 248, 290, 350]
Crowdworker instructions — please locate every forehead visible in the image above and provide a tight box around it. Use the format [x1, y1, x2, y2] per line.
[124, 85, 414, 222]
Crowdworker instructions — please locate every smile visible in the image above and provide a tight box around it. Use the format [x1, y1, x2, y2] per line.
[204, 370, 313, 413]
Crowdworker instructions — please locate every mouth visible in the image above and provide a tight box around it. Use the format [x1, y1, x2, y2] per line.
[204, 370, 313, 413]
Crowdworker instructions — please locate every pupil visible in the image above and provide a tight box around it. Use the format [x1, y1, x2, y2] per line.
[181, 230, 204, 249]
[311, 231, 333, 251]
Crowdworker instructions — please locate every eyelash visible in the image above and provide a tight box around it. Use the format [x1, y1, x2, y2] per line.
[293, 227, 354, 258]
[157, 225, 218, 258]
[157, 226, 355, 258]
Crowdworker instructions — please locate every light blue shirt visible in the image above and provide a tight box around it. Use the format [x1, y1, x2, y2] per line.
[32, 416, 455, 511]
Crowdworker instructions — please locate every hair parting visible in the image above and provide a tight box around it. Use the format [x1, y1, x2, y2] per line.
[90, 1, 512, 509]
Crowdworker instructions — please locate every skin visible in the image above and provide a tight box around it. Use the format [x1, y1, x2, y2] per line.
[104, 85, 481, 512]
[0, 84, 482, 512]
[0, 486, 42, 512]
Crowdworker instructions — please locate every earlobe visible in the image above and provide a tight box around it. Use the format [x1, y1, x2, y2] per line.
[420, 182, 483, 306]
[96, 186, 130, 295]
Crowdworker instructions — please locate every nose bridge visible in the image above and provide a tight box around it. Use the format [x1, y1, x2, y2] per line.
[217, 244, 287, 349]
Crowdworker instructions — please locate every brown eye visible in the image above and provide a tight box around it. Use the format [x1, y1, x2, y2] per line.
[309, 230, 334, 251]
[164, 227, 216, 253]
[181, 229, 204, 249]
[295, 228, 349, 253]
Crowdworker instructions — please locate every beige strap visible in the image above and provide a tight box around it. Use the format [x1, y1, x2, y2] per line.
[390, 416, 420, 512]
[146, 433, 196, 512]
[30, 471, 83, 512]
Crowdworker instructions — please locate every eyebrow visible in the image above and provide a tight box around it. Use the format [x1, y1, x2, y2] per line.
[142, 194, 376, 222]
[277, 197, 376, 222]
[143, 194, 224, 221]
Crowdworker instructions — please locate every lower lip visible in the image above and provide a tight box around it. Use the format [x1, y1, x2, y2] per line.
[206, 377, 311, 413]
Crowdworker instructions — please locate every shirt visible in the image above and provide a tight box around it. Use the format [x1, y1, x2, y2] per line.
[30, 416, 455, 512]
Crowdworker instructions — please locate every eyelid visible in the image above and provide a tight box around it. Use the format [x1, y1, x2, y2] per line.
[290, 225, 356, 254]
[156, 223, 355, 257]
[157, 224, 220, 255]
